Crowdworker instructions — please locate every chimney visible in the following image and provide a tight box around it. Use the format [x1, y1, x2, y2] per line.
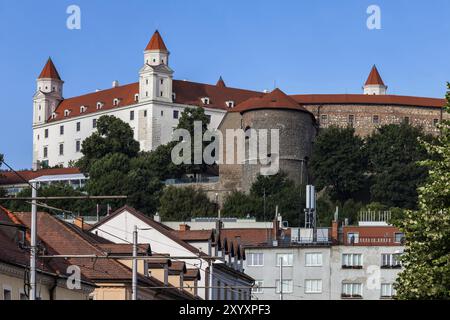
[74, 217, 85, 231]
[153, 212, 161, 223]
[179, 224, 191, 232]
[331, 221, 339, 244]
[112, 80, 119, 88]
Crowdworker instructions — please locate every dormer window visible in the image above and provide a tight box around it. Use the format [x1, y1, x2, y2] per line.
[96, 102, 104, 110]
[64, 110, 71, 117]
[172, 92, 176, 101]
[80, 106, 87, 113]
[51, 113, 57, 119]
[134, 94, 139, 102]
[201, 97, 210, 105]
[226, 100, 235, 108]
[113, 98, 120, 106]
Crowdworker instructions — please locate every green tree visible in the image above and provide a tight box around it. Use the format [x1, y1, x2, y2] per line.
[158, 186, 216, 221]
[174, 107, 212, 175]
[311, 126, 367, 202]
[222, 173, 306, 226]
[4, 183, 93, 216]
[222, 191, 259, 218]
[77, 115, 140, 172]
[394, 84, 450, 299]
[366, 123, 432, 209]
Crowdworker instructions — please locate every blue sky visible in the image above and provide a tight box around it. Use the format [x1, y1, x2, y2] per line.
[1, 0, 449, 169]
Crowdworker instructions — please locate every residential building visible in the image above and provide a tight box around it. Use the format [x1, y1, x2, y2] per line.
[0, 205, 95, 300]
[89, 206, 254, 300]
[0, 168, 85, 196]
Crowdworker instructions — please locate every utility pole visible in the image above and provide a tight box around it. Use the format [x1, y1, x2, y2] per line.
[279, 257, 283, 301]
[132, 225, 138, 301]
[30, 182, 37, 300]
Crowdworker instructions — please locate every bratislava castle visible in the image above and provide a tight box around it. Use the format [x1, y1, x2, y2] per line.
[32, 30, 260, 168]
[33, 30, 446, 169]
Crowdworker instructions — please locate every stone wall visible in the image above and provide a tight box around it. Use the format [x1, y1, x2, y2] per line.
[304, 104, 448, 137]
[219, 109, 316, 193]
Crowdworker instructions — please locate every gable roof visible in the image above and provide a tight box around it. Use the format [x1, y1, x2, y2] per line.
[91, 206, 208, 257]
[38, 58, 61, 80]
[47, 80, 261, 123]
[145, 30, 168, 51]
[365, 65, 385, 86]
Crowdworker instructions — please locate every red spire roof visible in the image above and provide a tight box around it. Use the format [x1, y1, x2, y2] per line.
[38, 58, 61, 80]
[145, 30, 168, 51]
[216, 76, 226, 88]
[365, 65, 385, 86]
[232, 88, 310, 113]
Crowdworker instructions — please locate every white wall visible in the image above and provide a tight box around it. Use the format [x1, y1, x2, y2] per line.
[33, 101, 226, 167]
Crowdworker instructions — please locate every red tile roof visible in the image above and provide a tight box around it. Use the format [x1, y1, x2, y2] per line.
[220, 228, 273, 247]
[0, 167, 81, 186]
[172, 230, 214, 242]
[232, 88, 312, 114]
[216, 76, 226, 88]
[291, 94, 446, 108]
[47, 80, 261, 123]
[145, 30, 168, 51]
[365, 65, 385, 86]
[38, 58, 61, 80]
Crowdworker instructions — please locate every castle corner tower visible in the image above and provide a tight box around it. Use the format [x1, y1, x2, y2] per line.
[363, 65, 387, 95]
[139, 30, 173, 103]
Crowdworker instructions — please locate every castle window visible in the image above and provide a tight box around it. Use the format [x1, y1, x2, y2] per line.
[60, 125, 64, 135]
[201, 97, 210, 105]
[134, 94, 139, 102]
[64, 110, 70, 117]
[144, 110, 147, 117]
[96, 102, 104, 110]
[93, 119, 97, 129]
[160, 91, 164, 97]
[161, 79, 164, 85]
[373, 115, 380, 124]
[130, 110, 135, 121]
[113, 98, 120, 106]
[173, 110, 179, 119]
[80, 106, 87, 113]
[43, 147, 48, 158]
[161, 110, 164, 116]
[76, 140, 81, 153]
[44, 129, 48, 138]
[162, 59, 164, 64]
[146, 79, 149, 85]
[59, 143, 64, 156]
[39, 105, 41, 110]
[146, 91, 149, 97]
[348, 115, 355, 125]
[51, 113, 57, 119]
[172, 93, 176, 101]
[226, 101, 235, 108]
[76, 122, 81, 132]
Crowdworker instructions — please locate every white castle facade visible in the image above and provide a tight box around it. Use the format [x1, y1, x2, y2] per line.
[32, 31, 260, 168]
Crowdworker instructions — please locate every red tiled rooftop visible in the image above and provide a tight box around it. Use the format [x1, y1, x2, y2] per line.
[232, 88, 312, 114]
[145, 30, 168, 51]
[0, 167, 81, 185]
[291, 94, 446, 108]
[365, 65, 385, 86]
[38, 57, 61, 80]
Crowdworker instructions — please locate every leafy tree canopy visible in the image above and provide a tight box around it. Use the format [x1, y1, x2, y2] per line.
[311, 126, 367, 202]
[158, 186, 216, 221]
[394, 84, 450, 299]
[366, 123, 432, 209]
